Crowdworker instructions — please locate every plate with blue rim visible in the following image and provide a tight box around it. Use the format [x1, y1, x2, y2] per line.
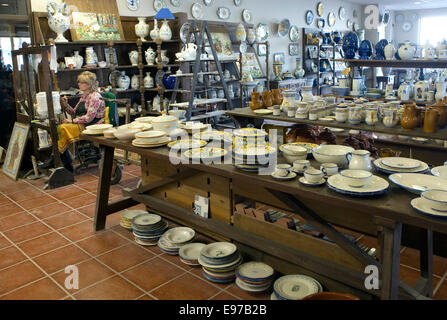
[326, 174, 389, 197]
[373, 158, 429, 175]
[411, 197, 447, 219]
[388, 173, 447, 195]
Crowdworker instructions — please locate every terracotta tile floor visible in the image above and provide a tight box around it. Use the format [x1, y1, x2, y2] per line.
[0, 164, 446, 300]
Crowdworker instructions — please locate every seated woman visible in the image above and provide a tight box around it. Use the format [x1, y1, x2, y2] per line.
[40, 71, 105, 173]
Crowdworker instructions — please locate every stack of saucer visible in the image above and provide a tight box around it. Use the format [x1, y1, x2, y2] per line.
[132, 130, 170, 148]
[235, 262, 275, 293]
[178, 242, 206, 266]
[157, 227, 195, 255]
[271, 274, 322, 300]
[132, 213, 168, 246]
[198, 242, 242, 284]
[120, 209, 148, 230]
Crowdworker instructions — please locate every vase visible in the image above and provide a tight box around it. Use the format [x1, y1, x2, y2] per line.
[145, 47, 156, 65]
[365, 106, 379, 125]
[129, 50, 139, 66]
[150, 19, 160, 40]
[423, 107, 439, 133]
[342, 32, 359, 59]
[235, 23, 247, 42]
[247, 28, 256, 45]
[332, 31, 342, 44]
[118, 71, 130, 90]
[159, 20, 172, 41]
[358, 40, 373, 60]
[73, 51, 83, 69]
[414, 79, 429, 102]
[162, 68, 176, 89]
[144, 72, 154, 88]
[383, 108, 398, 128]
[273, 63, 283, 80]
[401, 103, 419, 129]
[423, 43, 436, 59]
[85, 47, 97, 66]
[131, 74, 139, 90]
[374, 39, 388, 60]
[135, 17, 149, 42]
[249, 91, 262, 111]
[46, 2, 70, 43]
[397, 41, 416, 60]
[156, 50, 169, 64]
[294, 58, 305, 78]
[384, 43, 395, 60]
[262, 91, 273, 108]
[272, 89, 282, 105]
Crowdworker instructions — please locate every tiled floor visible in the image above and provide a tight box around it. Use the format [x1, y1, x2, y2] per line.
[0, 164, 446, 300]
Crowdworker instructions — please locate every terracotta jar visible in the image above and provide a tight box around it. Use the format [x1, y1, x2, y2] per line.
[262, 91, 273, 108]
[272, 89, 282, 105]
[249, 91, 262, 111]
[432, 98, 447, 127]
[400, 103, 419, 130]
[423, 107, 439, 133]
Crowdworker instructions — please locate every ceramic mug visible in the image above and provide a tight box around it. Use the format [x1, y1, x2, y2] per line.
[275, 164, 292, 177]
[320, 163, 338, 176]
[304, 168, 324, 183]
[293, 160, 310, 172]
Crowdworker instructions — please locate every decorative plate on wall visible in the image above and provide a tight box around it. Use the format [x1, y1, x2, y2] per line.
[234, 0, 242, 7]
[239, 41, 247, 54]
[127, 0, 140, 11]
[192, 3, 204, 19]
[256, 23, 269, 42]
[203, 0, 214, 6]
[353, 22, 360, 32]
[305, 10, 314, 25]
[289, 43, 299, 56]
[402, 21, 412, 32]
[382, 10, 390, 26]
[347, 19, 352, 29]
[317, 2, 323, 17]
[217, 7, 231, 20]
[257, 44, 267, 56]
[153, 0, 166, 12]
[242, 9, 253, 23]
[278, 19, 290, 38]
[289, 25, 299, 42]
[317, 18, 325, 29]
[328, 12, 335, 27]
[170, 0, 182, 7]
[339, 7, 346, 21]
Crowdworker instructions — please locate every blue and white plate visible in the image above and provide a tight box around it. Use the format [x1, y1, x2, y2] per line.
[381, 157, 422, 170]
[235, 262, 274, 283]
[389, 173, 447, 195]
[373, 158, 429, 175]
[327, 174, 389, 197]
[431, 166, 447, 180]
[411, 197, 447, 218]
[273, 275, 320, 300]
[202, 271, 235, 283]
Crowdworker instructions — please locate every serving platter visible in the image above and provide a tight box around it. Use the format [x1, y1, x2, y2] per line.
[411, 197, 447, 218]
[373, 158, 429, 174]
[327, 174, 389, 197]
[253, 108, 273, 115]
[273, 275, 320, 300]
[381, 157, 421, 170]
[272, 172, 297, 181]
[389, 173, 447, 194]
[431, 166, 447, 180]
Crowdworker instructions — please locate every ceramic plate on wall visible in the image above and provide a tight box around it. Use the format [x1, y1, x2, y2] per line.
[239, 41, 247, 53]
[305, 10, 314, 25]
[234, 0, 242, 6]
[347, 19, 352, 29]
[153, 0, 166, 12]
[339, 7, 346, 21]
[278, 19, 290, 38]
[242, 9, 253, 24]
[203, 0, 214, 6]
[328, 12, 336, 27]
[127, 0, 140, 11]
[256, 23, 269, 42]
[217, 7, 231, 20]
[170, 0, 182, 7]
[317, 18, 325, 29]
[317, 2, 323, 17]
[382, 9, 390, 25]
[192, 3, 204, 19]
[353, 22, 360, 31]
[180, 22, 195, 43]
[289, 25, 299, 42]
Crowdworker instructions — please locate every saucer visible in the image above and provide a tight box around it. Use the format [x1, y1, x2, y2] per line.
[272, 172, 297, 181]
[411, 197, 447, 218]
[299, 177, 325, 186]
[292, 168, 305, 174]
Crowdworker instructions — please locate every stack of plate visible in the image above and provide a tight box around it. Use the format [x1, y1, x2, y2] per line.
[157, 227, 195, 255]
[326, 173, 389, 197]
[132, 213, 168, 246]
[132, 130, 170, 148]
[373, 157, 429, 174]
[198, 242, 242, 283]
[235, 262, 275, 293]
[178, 242, 206, 266]
[168, 139, 207, 150]
[271, 274, 323, 300]
[83, 124, 113, 135]
[233, 144, 276, 172]
[120, 209, 148, 230]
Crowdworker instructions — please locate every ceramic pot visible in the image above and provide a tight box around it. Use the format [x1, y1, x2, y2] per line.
[384, 43, 395, 60]
[374, 39, 388, 60]
[162, 70, 176, 90]
[383, 108, 398, 128]
[145, 47, 156, 65]
[424, 107, 439, 133]
[249, 91, 262, 110]
[397, 41, 416, 60]
[144, 72, 154, 88]
[118, 71, 130, 90]
[272, 89, 282, 105]
[401, 103, 419, 129]
[246, 28, 256, 45]
[150, 19, 160, 40]
[129, 50, 139, 66]
[335, 107, 348, 123]
[73, 51, 83, 69]
[358, 40, 373, 59]
[131, 74, 139, 90]
[156, 50, 169, 64]
[262, 91, 273, 108]
[159, 20, 172, 41]
[342, 32, 359, 59]
[135, 17, 149, 41]
[347, 150, 372, 171]
[365, 107, 379, 125]
[85, 47, 98, 66]
[432, 98, 447, 127]
[46, 2, 70, 42]
[235, 23, 247, 42]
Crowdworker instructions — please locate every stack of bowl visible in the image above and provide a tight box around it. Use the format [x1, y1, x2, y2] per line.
[84, 124, 113, 135]
[235, 262, 275, 293]
[233, 144, 276, 172]
[271, 274, 322, 300]
[157, 227, 195, 255]
[131, 213, 168, 246]
[279, 143, 308, 164]
[120, 209, 148, 230]
[113, 126, 141, 142]
[133, 130, 170, 148]
[198, 242, 242, 284]
[178, 242, 206, 266]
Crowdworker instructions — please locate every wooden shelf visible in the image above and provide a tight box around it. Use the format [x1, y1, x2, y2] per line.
[333, 59, 447, 69]
[58, 67, 109, 72]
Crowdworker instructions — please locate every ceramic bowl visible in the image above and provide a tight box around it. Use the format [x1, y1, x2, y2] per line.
[113, 128, 141, 141]
[280, 144, 308, 156]
[312, 145, 355, 167]
[103, 128, 116, 139]
[86, 124, 113, 134]
[135, 130, 167, 143]
[340, 169, 372, 188]
[169, 109, 187, 119]
[98, 61, 107, 68]
[421, 189, 447, 212]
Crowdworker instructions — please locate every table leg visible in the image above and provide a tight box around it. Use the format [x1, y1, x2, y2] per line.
[415, 229, 433, 297]
[94, 146, 114, 231]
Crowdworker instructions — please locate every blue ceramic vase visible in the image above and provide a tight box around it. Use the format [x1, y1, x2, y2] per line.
[358, 40, 373, 60]
[162, 71, 176, 89]
[342, 32, 359, 59]
[374, 39, 388, 60]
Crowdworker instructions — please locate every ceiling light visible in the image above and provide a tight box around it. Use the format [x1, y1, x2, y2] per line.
[1, 3, 9, 6]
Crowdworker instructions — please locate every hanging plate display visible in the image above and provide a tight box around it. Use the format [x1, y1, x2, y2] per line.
[242, 9, 253, 24]
[192, 3, 204, 20]
[289, 25, 299, 42]
[203, 0, 214, 6]
[153, 0, 166, 12]
[317, 18, 325, 29]
[328, 12, 335, 27]
[347, 19, 352, 29]
[305, 10, 314, 25]
[180, 22, 195, 43]
[217, 7, 231, 20]
[339, 7, 346, 21]
[170, 0, 182, 7]
[278, 19, 290, 38]
[127, 0, 140, 11]
[256, 23, 269, 42]
[402, 21, 412, 32]
[317, 2, 323, 17]
[234, 0, 242, 6]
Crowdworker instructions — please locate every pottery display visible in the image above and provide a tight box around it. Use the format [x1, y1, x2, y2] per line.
[159, 20, 172, 41]
[435, 82, 447, 102]
[358, 40, 373, 59]
[131, 74, 139, 90]
[414, 79, 429, 101]
[342, 32, 359, 59]
[235, 23, 247, 42]
[384, 43, 395, 60]
[247, 28, 256, 45]
[400, 103, 419, 129]
[135, 17, 149, 41]
[423, 107, 439, 133]
[262, 91, 273, 108]
[397, 41, 416, 60]
[129, 50, 139, 66]
[85, 47, 98, 66]
[118, 71, 130, 90]
[383, 108, 398, 128]
[294, 58, 305, 79]
[156, 49, 170, 64]
[144, 72, 154, 88]
[150, 19, 160, 40]
[347, 150, 372, 171]
[348, 106, 362, 124]
[73, 51, 83, 69]
[46, 2, 70, 42]
[374, 39, 388, 60]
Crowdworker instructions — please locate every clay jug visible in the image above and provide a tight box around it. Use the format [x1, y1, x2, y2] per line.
[272, 89, 282, 105]
[432, 98, 447, 127]
[423, 107, 439, 133]
[262, 91, 273, 108]
[249, 91, 262, 111]
[401, 103, 419, 130]
[417, 106, 425, 127]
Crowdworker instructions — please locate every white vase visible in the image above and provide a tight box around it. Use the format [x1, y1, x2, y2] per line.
[398, 41, 415, 60]
[246, 28, 256, 45]
[47, 2, 70, 43]
[414, 80, 429, 101]
[131, 74, 139, 90]
[135, 17, 149, 42]
[150, 19, 160, 40]
[144, 72, 154, 88]
[235, 23, 246, 42]
[384, 43, 395, 60]
[118, 71, 130, 90]
[435, 81, 447, 101]
[73, 51, 83, 69]
[85, 47, 97, 66]
[159, 20, 172, 41]
[129, 50, 139, 66]
[145, 47, 156, 65]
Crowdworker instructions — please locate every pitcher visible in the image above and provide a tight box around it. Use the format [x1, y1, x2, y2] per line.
[365, 106, 379, 126]
[383, 108, 398, 128]
[400, 103, 419, 129]
[262, 91, 273, 108]
[423, 108, 439, 133]
[347, 150, 372, 171]
[47, 2, 70, 42]
[272, 89, 282, 105]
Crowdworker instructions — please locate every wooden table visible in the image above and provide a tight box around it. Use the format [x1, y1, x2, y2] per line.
[82, 134, 447, 300]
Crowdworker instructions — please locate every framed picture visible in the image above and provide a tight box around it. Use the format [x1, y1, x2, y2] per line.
[2, 122, 29, 180]
[289, 43, 300, 56]
[273, 52, 285, 64]
[236, 52, 264, 79]
[71, 12, 122, 41]
[210, 31, 233, 55]
[257, 43, 267, 56]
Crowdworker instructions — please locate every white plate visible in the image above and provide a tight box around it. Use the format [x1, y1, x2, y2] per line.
[242, 9, 253, 24]
[273, 275, 320, 300]
[132, 213, 162, 226]
[193, 130, 232, 142]
[235, 278, 272, 292]
[179, 242, 206, 261]
[236, 262, 274, 281]
[200, 242, 237, 259]
[135, 130, 166, 139]
[122, 209, 149, 221]
[327, 174, 389, 197]
[217, 7, 231, 20]
[163, 227, 195, 244]
[381, 157, 422, 170]
[256, 23, 269, 42]
[272, 172, 297, 181]
[82, 130, 103, 136]
[168, 139, 207, 150]
[299, 177, 325, 186]
[253, 109, 273, 115]
[412, 137, 428, 143]
[153, 0, 166, 11]
[278, 19, 290, 37]
[239, 41, 247, 54]
[289, 25, 299, 42]
[326, 127, 344, 133]
[191, 3, 204, 19]
[411, 197, 447, 218]
[86, 124, 113, 132]
[198, 253, 242, 269]
[318, 117, 334, 122]
[389, 173, 447, 194]
[373, 158, 429, 174]
[132, 139, 170, 148]
[183, 147, 227, 160]
[431, 166, 447, 180]
[135, 238, 159, 246]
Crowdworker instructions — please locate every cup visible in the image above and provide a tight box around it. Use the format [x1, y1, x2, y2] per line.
[293, 160, 310, 172]
[275, 164, 292, 177]
[320, 163, 338, 176]
[304, 168, 324, 183]
[287, 106, 297, 117]
[273, 105, 281, 116]
[309, 111, 318, 120]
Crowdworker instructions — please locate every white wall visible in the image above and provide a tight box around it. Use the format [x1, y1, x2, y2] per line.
[31, 0, 363, 76]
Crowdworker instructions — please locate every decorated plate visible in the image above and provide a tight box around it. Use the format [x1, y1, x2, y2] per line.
[153, 0, 166, 12]
[170, 0, 182, 7]
[217, 7, 231, 20]
[200, 242, 237, 259]
[317, 18, 325, 29]
[163, 227, 195, 244]
[256, 23, 269, 42]
[180, 22, 195, 44]
[317, 2, 323, 17]
[389, 173, 447, 194]
[328, 12, 336, 27]
[192, 130, 232, 142]
[184, 147, 227, 160]
[127, 0, 140, 11]
[381, 157, 422, 170]
[278, 19, 290, 38]
[122, 209, 148, 222]
[192, 3, 204, 20]
[239, 41, 247, 54]
[431, 166, 447, 180]
[233, 128, 268, 138]
[236, 262, 274, 282]
[273, 275, 320, 300]
[199, 254, 242, 269]
[289, 25, 300, 42]
[234, 144, 276, 157]
[242, 9, 253, 24]
[327, 174, 389, 197]
[203, 0, 213, 6]
[339, 7, 346, 21]
[168, 139, 207, 150]
[373, 158, 429, 174]
[133, 213, 162, 227]
[179, 242, 206, 261]
[305, 10, 314, 25]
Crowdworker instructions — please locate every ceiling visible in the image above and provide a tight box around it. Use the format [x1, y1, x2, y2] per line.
[346, 0, 447, 10]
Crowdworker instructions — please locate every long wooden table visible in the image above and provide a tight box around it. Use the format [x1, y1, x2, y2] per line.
[82, 134, 447, 300]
